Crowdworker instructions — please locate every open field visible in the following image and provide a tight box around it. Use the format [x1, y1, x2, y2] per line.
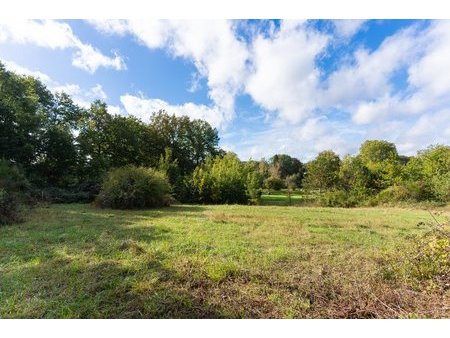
[1, 204, 449, 318]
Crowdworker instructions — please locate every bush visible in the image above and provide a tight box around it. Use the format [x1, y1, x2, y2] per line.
[191, 153, 250, 204]
[372, 185, 412, 205]
[320, 190, 359, 207]
[0, 160, 28, 224]
[0, 188, 23, 225]
[264, 176, 285, 191]
[30, 187, 92, 204]
[95, 165, 171, 209]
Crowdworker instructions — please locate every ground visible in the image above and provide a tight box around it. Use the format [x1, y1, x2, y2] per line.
[0, 203, 449, 318]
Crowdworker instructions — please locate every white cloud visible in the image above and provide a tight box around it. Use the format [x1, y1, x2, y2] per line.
[332, 20, 367, 38]
[245, 21, 329, 123]
[120, 94, 226, 128]
[107, 105, 125, 116]
[89, 19, 248, 122]
[0, 20, 125, 73]
[323, 24, 420, 108]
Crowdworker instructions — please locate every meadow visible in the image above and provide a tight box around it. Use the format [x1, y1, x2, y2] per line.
[1, 203, 448, 318]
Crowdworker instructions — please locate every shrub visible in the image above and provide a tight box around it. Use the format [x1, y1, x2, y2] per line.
[0, 188, 22, 225]
[320, 190, 359, 208]
[31, 187, 91, 204]
[372, 185, 411, 205]
[95, 165, 171, 209]
[264, 176, 285, 191]
[191, 153, 250, 204]
[0, 160, 28, 224]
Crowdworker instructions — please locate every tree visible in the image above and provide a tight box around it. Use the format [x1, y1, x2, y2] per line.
[35, 124, 78, 187]
[402, 145, 450, 201]
[304, 150, 341, 192]
[0, 63, 53, 173]
[359, 140, 401, 189]
[77, 100, 113, 180]
[270, 154, 304, 179]
[339, 155, 374, 195]
[149, 110, 220, 174]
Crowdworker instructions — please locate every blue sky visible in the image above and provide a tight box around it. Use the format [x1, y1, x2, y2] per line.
[1, 19, 449, 161]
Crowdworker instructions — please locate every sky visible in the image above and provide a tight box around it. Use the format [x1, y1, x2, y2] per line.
[1, 19, 449, 161]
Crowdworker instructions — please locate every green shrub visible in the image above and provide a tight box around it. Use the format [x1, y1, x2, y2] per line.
[372, 185, 412, 205]
[191, 153, 250, 204]
[320, 190, 359, 207]
[0, 188, 23, 225]
[0, 160, 29, 224]
[95, 165, 171, 209]
[264, 176, 285, 191]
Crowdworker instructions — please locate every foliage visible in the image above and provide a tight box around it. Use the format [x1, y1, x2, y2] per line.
[0, 160, 29, 224]
[372, 185, 412, 205]
[2, 62, 450, 207]
[264, 176, 285, 191]
[0, 188, 22, 225]
[269, 154, 304, 180]
[191, 152, 253, 204]
[359, 140, 401, 190]
[95, 165, 171, 209]
[319, 190, 359, 207]
[402, 145, 450, 202]
[304, 150, 341, 192]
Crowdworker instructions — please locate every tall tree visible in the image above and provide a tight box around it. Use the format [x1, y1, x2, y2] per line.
[359, 140, 401, 189]
[304, 150, 341, 192]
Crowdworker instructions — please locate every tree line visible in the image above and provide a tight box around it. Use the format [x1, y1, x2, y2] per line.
[1, 60, 449, 215]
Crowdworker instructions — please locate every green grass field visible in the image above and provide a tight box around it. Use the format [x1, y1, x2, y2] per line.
[0, 203, 449, 318]
[261, 190, 310, 205]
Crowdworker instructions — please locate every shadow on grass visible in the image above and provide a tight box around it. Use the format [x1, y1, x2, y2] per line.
[0, 204, 228, 318]
[1, 253, 226, 318]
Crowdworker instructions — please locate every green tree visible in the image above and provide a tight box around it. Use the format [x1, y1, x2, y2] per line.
[270, 154, 304, 180]
[304, 150, 341, 192]
[149, 110, 220, 174]
[0, 63, 53, 172]
[359, 140, 401, 189]
[77, 100, 113, 180]
[35, 124, 78, 187]
[339, 155, 373, 193]
[403, 145, 450, 201]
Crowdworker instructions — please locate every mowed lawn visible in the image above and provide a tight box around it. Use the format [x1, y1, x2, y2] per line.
[0, 204, 448, 318]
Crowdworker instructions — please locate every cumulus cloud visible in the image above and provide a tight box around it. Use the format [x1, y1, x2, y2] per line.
[90, 20, 248, 120]
[0, 20, 126, 73]
[120, 94, 227, 128]
[245, 21, 328, 123]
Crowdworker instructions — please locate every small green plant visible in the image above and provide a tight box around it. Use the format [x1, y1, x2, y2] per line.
[95, 165, 171, 209]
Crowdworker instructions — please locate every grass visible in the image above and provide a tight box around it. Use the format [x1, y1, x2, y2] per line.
[260, 189, 316, 206]
[0, 203, 449, 318]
